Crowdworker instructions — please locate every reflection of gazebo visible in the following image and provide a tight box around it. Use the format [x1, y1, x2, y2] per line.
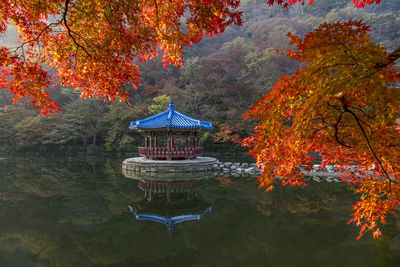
[129, 100, 212, 160]
[128, 192, 212, 235]
[138, 179, 203, 201]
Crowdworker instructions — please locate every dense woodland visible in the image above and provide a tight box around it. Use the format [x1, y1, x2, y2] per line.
[0, 0, 399, 153]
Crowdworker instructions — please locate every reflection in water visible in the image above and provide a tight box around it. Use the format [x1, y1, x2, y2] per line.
[138, 179, 204, 200]
[128, 178, 213, 235]
[376, 217, 396, 267]
[122, 167, 215, 181]
[129, 204, 212, 236]
[0, 157, 399, 266]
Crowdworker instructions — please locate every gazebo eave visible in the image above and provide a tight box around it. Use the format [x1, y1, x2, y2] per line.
[133, 127, 203, 132]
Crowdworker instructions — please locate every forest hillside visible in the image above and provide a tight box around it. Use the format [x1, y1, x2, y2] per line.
[0, 0, 399, 154]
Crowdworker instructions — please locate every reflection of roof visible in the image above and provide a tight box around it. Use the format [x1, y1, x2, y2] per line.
[129, 205, 212, 235]
[132, 194, 211, 216]
[129, 193, 212, 235]
[129, 99, 212, 130]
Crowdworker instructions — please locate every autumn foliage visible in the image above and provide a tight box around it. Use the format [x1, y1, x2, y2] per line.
[0, 0, 242, 113]
[264, 0, 382, 8]
[243, 19, 400, 238]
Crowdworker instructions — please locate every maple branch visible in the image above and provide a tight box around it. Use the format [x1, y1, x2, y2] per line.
[387, 45, 400, 64]
[375, 45, 400, 70]
[347, 105, 373, 119]
[312, 124, 328, 135]
[363, 45, 400, 79]
[326, 103, 341, 111]
[154, 0, 160, 26]
[310, 62, 357, 75]
[323, 103, 352, 147]
[333, 111, 352, 148]
[341, 100, 397, 187]
[63, 0, 92, 58]
[10, 22, 56, 56]
[337, 42, 359, 63]
[153, 0, 168, 38]
[346, 106, 374, 137]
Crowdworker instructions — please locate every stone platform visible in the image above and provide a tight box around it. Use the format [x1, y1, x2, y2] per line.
[122, 156, 217, 177]
[123, 168, 215, 181]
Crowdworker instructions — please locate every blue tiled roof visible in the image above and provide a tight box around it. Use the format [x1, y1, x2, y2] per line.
[129, 99, 213, 130]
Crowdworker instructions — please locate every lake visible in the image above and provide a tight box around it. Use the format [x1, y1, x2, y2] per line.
[0, 156, 399, 266]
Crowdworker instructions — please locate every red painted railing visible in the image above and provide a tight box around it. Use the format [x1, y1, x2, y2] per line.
[138, 147, 203, 159]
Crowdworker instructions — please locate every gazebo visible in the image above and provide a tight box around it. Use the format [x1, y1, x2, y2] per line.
[130, 99, 212, 160]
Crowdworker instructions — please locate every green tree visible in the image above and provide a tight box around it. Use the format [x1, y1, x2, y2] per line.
[0, 105, 32, 146]
[45, 99, 106, 146]
[148, 94, 171, 115]
[101, 102, 144, 151]
[14, 114, 61, 146]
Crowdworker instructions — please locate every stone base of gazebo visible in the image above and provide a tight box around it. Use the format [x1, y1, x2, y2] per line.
[122, 156, 217, 179]
[123, 169, 215, 181]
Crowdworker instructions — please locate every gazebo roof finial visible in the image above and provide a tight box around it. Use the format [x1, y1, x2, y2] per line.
[168, 98, 175, 110]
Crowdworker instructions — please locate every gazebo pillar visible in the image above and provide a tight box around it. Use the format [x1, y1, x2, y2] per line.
[166, 132, 171, 160]
[167, 132, 171, 150]
[193, 132, 197, 148]
[186, 134, 189, 149]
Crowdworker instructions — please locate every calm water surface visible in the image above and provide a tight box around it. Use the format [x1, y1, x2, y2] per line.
[0, 156, 399, 267]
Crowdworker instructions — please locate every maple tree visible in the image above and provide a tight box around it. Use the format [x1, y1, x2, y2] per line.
[243, 2, 400, 239]
[213, 122, 240, 143]
[0, 0, 242, 114]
